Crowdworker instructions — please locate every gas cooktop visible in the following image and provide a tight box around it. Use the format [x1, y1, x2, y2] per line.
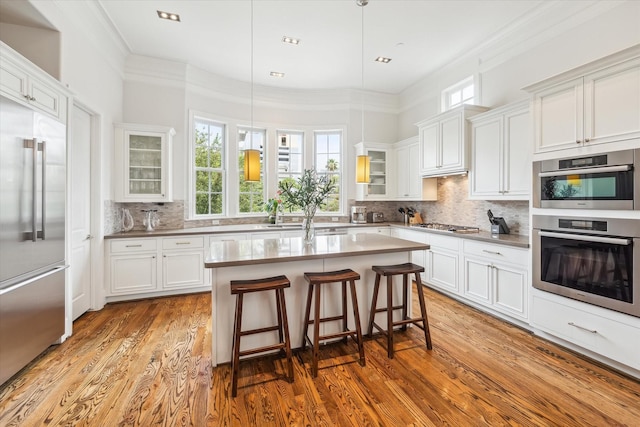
[411, 223, 480, 233]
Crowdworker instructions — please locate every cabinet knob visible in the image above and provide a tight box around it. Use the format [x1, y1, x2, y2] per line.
[585, 138, 590, 143]
[576, 140, 581, 144]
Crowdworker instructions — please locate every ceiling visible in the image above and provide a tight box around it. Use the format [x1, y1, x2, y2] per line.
[0, 1, 605, 95]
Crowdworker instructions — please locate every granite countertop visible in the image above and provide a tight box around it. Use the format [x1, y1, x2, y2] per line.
[204, 233, 430, 268]
[105, 221, 530, 249]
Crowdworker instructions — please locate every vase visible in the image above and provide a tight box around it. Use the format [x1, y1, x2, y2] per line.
[268, 214, 276, 224]
[302, 217, 315, 244]
[122, 208, 134, 232]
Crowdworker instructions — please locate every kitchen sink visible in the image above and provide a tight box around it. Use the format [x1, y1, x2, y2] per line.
[265, 224, 301, 228]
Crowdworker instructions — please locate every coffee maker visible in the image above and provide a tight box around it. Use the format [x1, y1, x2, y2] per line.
[351, 206, 366, 224]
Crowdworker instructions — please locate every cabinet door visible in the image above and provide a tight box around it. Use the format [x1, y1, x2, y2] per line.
[463, 257, 491, 304]
[162, 251, 205, 290]
[110, 254, 157, 294]
[419, 122, 439, 173]
[533, 77, 584, 152]
[502, 108, 530, 198]
[427, 248, 459, 293]
[493, 263, 528, 320]
[396, 145, 410, 198]
[407, 143, 421, 198]
[367, 149, 388, 198]
[584, 58, 640, 146]
[440, 112, 464, 171]
[470, 116, 502, 197]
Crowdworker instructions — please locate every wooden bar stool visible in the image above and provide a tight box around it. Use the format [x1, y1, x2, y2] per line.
[301, 269, 366, 377]
[367, 263, 432, 358]
[230, 275, 293, 397]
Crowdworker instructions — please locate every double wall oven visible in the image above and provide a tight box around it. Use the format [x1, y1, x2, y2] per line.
[532, 148, 640, 318]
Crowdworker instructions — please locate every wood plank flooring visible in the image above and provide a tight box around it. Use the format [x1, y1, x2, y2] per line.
[1, 286, 639, 426]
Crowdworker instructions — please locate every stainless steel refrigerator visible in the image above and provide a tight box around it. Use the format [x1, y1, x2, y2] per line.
[0, 95, 67, 385]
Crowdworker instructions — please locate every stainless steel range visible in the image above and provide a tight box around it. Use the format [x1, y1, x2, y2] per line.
[411, 223, 480, 233]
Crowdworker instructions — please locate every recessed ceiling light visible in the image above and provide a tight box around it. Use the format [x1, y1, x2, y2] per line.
[375, 57, 392, 63]
[282, 36, 301, 45]
[270, 71, 285, 78]
[157, 10, 180, 22]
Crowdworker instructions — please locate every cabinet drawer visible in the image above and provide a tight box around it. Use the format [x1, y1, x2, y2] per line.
[162, 236, 204, 250]
[532, 294, 640, 370]
[110, 239, 157, 253]
[429, 234, 460, 251]
[463, 240, 527, 266]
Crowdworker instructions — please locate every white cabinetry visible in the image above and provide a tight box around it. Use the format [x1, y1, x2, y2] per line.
[524, 50, 640, 153]
[390, 228, 428, 281]
[0, 42, 68, 121]
[355, 142, 393, 200]
[114, 123, 175, 203]
[394, 137, 438, 201]
[348, 227, 390, 236]
[107, 236, 208, 301]
[469, 101, 530, 200]
[416, 105, 488, 177]
[532, 291, 640, 371]
[462, 240, 529, 321]
[426, 234, 460, 294]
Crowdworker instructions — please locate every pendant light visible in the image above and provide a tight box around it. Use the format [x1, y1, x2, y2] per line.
[356, 0, 370, 183]
[244, 0, 261, 182]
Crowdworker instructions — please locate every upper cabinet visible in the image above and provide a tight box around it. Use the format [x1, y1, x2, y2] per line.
[114, 123, 175, 203]
[524, 47, 640, 154]
[355, 142, 393, 201]
[469, 100, 530, 200]
[395, 136, 437, 201]
[0, 42, 69, 122]
[416, 105, 489, 177]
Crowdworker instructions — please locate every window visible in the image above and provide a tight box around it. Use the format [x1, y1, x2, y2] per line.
[238, 127, 265, 213]
[277, 130, 304, 183]
[442, 76, 475, 111]
[194, 118, 225, 216]
[314, 131, 341, 213]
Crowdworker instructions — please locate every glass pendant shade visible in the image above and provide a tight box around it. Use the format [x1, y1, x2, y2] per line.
[244, 149, 261, 182]
[356, 155, 370, 183]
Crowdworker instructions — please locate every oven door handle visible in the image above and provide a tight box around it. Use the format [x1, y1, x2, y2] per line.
[538, 231, 632, 246]
[538, 164, 631, 177]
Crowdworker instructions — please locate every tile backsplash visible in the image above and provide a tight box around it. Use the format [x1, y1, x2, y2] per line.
[104, 175, 529, 235]
[354, 175, 530, 235]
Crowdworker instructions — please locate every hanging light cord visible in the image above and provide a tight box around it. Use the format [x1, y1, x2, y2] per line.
[361, 2, 364, 143]
[250, 0, 254, 150]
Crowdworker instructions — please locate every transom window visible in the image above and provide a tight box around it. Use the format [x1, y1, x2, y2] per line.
[194, 118, 225, 216]
[237, 127, 265, 214]
[442, 76, 475, 111]
[314, 131, 341, 213]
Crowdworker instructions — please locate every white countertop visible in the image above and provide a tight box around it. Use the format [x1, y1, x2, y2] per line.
[204, 233, 429, 268]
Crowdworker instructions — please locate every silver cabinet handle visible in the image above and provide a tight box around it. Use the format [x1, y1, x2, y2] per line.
[84, 234, 93, 241]
[482, 249, 502, 255]
[24, 139, 37, 242]
[568, 322, 597, 334]
[126, 244, 143, 248]
[175, 242, 191, 245]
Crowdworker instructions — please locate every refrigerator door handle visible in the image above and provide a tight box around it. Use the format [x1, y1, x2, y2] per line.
[39, 140, 46, 240]
[23, 138, 37, 242]
[0, 265, 68, 295]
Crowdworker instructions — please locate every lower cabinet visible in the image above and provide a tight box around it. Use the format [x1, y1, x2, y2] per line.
[462, 240, 528, 321]
[426, 234, 460, 294]
[107, 236, 208, 300]
[390, 228, 428, 280]
[532, 291, 640, 371]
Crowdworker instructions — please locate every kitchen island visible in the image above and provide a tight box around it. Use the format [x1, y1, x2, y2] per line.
[205, 233, 429, 366]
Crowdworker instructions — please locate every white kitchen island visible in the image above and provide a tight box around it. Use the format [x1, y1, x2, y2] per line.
[205, 233, 429, 366]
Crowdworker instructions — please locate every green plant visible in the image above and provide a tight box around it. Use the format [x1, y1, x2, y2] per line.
[278, 169, 335, 219]
[265, 196, 282, 215]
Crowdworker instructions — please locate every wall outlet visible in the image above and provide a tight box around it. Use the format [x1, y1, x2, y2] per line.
[211, 220, 220, 225]
[331, 217, 339, 222]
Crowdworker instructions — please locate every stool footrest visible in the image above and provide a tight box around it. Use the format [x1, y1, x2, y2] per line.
[239, 325, 280, 336]
[239, 342, 286, 358]
[306, 314, 345, 325]
[373, 304, 404, 314]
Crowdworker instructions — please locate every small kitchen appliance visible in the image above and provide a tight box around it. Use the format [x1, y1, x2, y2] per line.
[367, 212, 384, 223]
[351, 206, 366, 224]
[487, 210, 510, 234]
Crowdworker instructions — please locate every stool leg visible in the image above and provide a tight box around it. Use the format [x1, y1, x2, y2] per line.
[414, 273, 432, 350]
[312, 282, 322, 377]
[275, 289, 284, 347]
[367, 273, 381, 337]
[401, 273, 409, 331]
[301, 283, 314, 351]
[386, 274, 394, 359]
[341, 281, 348, 343]
[277, 288, 294, 382]
[231, 293, 243, 397]
[349, 279, 366, 367]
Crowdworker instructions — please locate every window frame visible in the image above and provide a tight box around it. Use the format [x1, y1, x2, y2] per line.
[441, 75, 478, 112]
[313, 129, 343, 214]
[189, 112, 228, 219]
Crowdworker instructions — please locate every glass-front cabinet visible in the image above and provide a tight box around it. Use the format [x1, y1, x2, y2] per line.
[114, 123, 175, 202]
[355, 142, 393, 200]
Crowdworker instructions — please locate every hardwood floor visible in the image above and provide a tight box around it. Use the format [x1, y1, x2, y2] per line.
[1, 286, 638, 426]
